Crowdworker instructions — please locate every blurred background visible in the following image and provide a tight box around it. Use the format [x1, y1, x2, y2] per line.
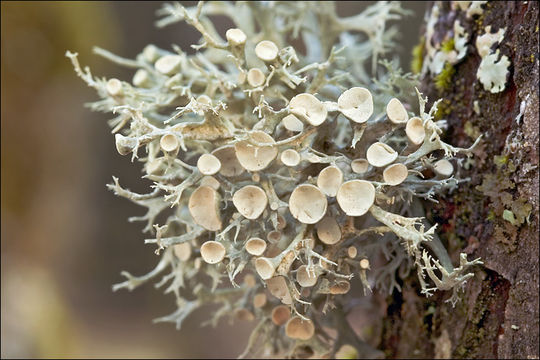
[1, 1, 426, 358]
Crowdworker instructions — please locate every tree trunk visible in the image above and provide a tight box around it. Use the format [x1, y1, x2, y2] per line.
[381, 2, 539, 358]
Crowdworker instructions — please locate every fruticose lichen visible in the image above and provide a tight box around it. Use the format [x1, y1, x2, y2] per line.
[68, 2, 483, 358]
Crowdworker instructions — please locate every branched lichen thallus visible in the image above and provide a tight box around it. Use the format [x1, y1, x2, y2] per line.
[67, 1, 483, 358]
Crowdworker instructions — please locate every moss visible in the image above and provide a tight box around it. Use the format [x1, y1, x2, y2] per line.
[411, 36, 425, 74]
[440, 38, 455, 53]
[452, 270, 511, 358]
[453, 298, 489, 357]
[493, 154, 508, 168]
[435, 63, 456, 92]
[464, 121, 481, 139]
[433, 98, 453, 120]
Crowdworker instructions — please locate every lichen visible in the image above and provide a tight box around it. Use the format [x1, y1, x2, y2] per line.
[476, 25, 505, 58]
[476, 153, 533, 251]
[477, 50, 511, 93]
[422, 6, 469, 79]
[68, 1, 484, 358]
[474, 24, 511, 94]
[464, 121, 482, 139]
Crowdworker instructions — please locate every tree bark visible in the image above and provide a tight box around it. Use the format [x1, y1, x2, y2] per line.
[381, 2, 539, 358]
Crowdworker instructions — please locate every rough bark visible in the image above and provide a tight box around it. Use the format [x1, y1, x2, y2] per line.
[381, 2, 539, 359]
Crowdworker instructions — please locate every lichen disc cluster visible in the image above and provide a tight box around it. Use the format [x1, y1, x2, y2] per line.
[68, 2, 483, 358]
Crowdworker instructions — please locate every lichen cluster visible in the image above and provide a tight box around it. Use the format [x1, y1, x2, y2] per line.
[422, 1, 511, 94]
[68, 2, 483, 358]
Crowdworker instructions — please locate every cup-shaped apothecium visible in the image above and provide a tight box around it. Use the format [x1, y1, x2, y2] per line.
[366, 142, 398, 167]
[211, 145, 244, 177]
[289, 93, 328, 126]
[351, 158, 369, 174]
[200, 175, 220, 190]
[233, 185, 268, 219]
[271, 305, 291, 326]
[234, 131, 278, 171]
[433, 159, 454, 177]
[225, 28, 247, 46]
[347, 246, 358, 259]
[281, 114, 304, 132]
[133, 69, 150, 87]
[289, 184, 328, 224]
[316, 216, 342, 245]
[266, 276, 292, 304]
[243, 273, 256, 288]
[196, 94, 212, 105]
[188, 185, 222, 231]
[335, 345, 358, 359]
[142, 44, 159, 63]
[160, 133, 180, 153]
[235, 308, 255, 321]
[255, 257, 277, 280]
[337, 87, 374, 123]
[247, 68, 266, 87]
[360, 258, 370, 270]
[316, 165, 343, 197]
[285, 316, 315, 340]
[200, 240, 226, 264]
[245, 237, 267, 256]
[330, 280, 351, 294]
[296, 265, 319, 287]
[255, 40, 279, 62]
[386, 97, 409, 124]
[155, 54, 182, 75]
[197, 153, 222, 175]
[405, 116, 426, 145]
[173, 242, 192, 261]
[280, 149, 301, 167]
[115, 134, 138, 155]
[253, 293, 267, 308]
[267, 230, 281, 243]
[383, 163, 408, 186]
[336, 180, 376, 216]
[106, 78, 122, 96]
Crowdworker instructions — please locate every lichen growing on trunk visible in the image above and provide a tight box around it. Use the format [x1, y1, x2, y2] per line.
[65, 1, 535, 358]
[381, 1, 539, 358]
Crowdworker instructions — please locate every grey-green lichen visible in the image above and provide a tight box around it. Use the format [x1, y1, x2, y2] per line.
[68, 1, 483, 358]
[476, 97, 534, 251]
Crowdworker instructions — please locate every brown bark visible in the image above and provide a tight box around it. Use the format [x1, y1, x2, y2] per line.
[381, 2, 539, 358]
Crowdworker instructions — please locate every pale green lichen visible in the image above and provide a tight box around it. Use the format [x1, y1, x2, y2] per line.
[502, 209, 517, 225]
[476, 25, 506, 58]
[68, 1, 483, 357]
[475, 25, 510, 93]
[477, 49, 511, 93]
